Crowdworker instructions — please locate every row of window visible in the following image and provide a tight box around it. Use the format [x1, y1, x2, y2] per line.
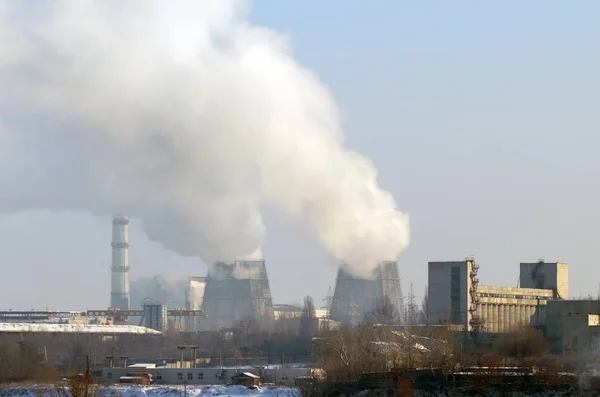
[176, 372, 217, 381]
[106, 372, 217, 381]
[477, 292, 548, 300]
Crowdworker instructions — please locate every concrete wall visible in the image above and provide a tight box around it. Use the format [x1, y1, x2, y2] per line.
[546, 300, 600, 354]
[475, 286, 553, 333]
[560, 314, 600, 357]
[520, 262, 569, 299]
[101, 366, 311, 386]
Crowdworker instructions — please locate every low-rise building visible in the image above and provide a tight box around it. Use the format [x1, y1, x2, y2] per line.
[561, 314, 600, 357]
[231, 372, 261, 387]
[101, 365, 313, 386]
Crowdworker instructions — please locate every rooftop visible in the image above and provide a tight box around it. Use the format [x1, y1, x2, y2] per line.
[0, 323, 162, 335]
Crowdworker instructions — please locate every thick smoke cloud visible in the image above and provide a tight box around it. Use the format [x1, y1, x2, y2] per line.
[0, 1, 409, 277]
[130, 276, 188, 309]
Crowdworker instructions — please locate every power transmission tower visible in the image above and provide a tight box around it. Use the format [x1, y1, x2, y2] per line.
[403, 283, 417, 325]
[347, 294, 359, 327]
[321, 286, 333, 330]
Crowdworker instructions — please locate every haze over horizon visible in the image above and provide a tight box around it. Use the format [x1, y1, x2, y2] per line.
[1, 1, 599, 310]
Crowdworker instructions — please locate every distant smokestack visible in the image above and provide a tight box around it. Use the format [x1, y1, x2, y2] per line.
[111, 216, 130, 310]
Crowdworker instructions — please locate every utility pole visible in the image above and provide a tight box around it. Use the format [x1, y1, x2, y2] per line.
[106, 347, 116, 368]
[84, 355, 91, 397]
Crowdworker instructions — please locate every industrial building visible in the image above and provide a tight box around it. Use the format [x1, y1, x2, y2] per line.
[427, 259, 568, 333]
[331, 261, 404, 324]
[195, 260, 274, 331]
[100, 365, 313, 386]
[0, 323, 161, 335]
[545, 299, 600, 355]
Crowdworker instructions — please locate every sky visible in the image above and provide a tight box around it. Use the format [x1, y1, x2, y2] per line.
[1, 0, 599, 310]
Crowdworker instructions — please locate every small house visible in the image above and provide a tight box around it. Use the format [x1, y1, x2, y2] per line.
[231, 372, 261, 387]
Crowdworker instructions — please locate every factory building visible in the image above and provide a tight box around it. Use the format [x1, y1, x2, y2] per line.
[427, 259, 568, 334]
[331, 261, 404, 324]
[427, 259, 477, 329]
[545, 299, 600, 355]
[198, 260, 274, 331]
[520, 261, 569, 299]
[101, 365, 313, 386]
[476, 286, 553, 333]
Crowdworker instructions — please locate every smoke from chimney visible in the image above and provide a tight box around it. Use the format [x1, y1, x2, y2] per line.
[0, 1, 410, 278]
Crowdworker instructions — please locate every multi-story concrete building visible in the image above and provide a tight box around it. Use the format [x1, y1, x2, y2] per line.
[520, 261, 569, 299]
[559, 314, 600, 357]
[546, 299, 600, 355]
[428, 259, 477, 330]
[427, 259, 568, 334]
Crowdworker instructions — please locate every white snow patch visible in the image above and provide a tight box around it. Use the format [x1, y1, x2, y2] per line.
[0, 385, 300, 397]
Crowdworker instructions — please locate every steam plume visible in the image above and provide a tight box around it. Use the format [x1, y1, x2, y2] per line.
[0, 1, 409, 277]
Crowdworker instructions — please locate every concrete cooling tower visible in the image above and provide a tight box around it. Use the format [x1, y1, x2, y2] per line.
[331, 261, 404, 324]
[200, 260, 274, 331]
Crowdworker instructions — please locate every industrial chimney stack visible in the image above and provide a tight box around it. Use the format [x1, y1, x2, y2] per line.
[110, 216, 130, 310]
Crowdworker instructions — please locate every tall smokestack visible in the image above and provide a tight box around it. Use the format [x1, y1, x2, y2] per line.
[111, 216, 130, 310]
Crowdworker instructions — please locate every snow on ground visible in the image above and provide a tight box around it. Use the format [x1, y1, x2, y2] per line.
[2, 385, 600, 397]
[0, 384, 301, 397]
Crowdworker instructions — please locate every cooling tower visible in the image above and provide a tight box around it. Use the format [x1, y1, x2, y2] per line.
[200, 260, 274, 331]
[331, 261, 404, 323]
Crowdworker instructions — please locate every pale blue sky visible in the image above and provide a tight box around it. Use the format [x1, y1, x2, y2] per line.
[1, 1, 599, 310]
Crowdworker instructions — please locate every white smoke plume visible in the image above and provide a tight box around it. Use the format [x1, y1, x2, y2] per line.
[0, 1, 409, 277]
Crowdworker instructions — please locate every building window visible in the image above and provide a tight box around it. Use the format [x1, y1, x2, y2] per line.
[187, 373, 193, 381]
[593, 332, 598, 339]
[107, 373, 112, 380]
[156, 375, 162, 381]
[177, 373, 183, 381]
[198, 373, 204, 380]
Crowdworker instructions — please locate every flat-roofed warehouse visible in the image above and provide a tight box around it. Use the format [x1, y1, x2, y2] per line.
[0, 323, 162, 368]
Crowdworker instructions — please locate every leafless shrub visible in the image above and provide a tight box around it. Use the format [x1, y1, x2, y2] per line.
[495, 327, 548, 359]
[52, 374, 104, 397]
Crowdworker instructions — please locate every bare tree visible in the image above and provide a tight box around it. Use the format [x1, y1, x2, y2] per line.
[367, 296, 400, 325]
[300, 296, 317, 338]
[317, 324, 380, 381]
[496, 326, 548, 360]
